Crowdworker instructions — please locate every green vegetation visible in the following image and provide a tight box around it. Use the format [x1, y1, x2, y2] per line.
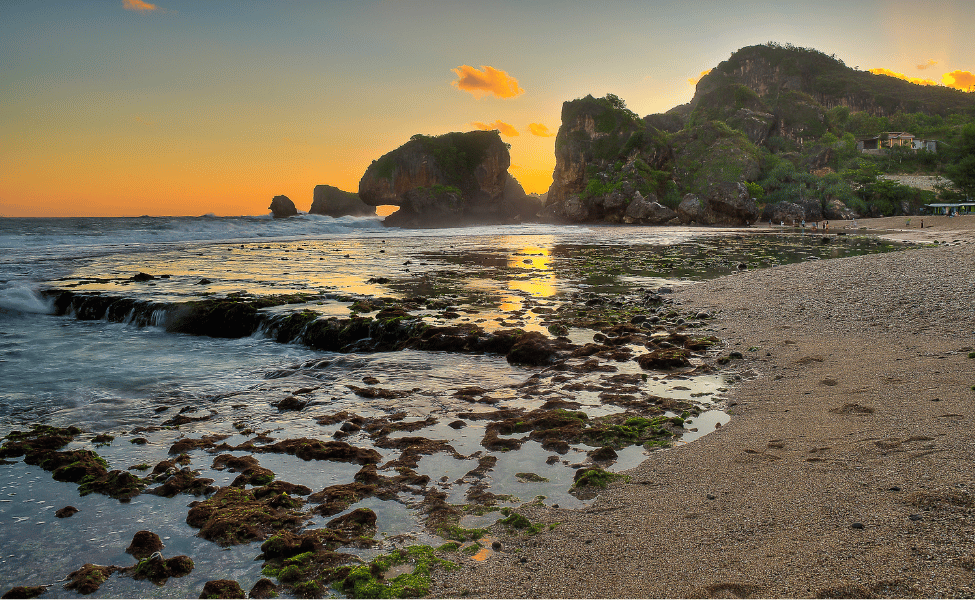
[340, 545, 459, 599]
[573, 468, 629, 489]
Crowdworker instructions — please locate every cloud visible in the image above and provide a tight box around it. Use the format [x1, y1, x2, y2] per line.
[917, 59, 938, 70]
[868, 68, 938, 86]
[688, 69, 712, 85]
[123, 0, 158, 11]
[451, 65, 525, 99]
[528, 123, 555, 137]
[471, 120, 520, 137]
[943, 70, 975, 91]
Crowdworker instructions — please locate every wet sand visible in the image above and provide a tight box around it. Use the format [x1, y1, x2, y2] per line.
[430, 216, 975, 598]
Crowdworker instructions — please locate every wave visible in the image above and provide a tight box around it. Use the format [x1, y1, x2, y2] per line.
[0, 213, 389, 252]
[0, 285, 54, 315]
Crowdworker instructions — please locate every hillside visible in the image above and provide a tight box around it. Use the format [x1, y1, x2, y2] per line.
[543, 43, 975, 223]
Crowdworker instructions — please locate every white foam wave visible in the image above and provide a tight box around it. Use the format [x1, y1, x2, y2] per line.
[0, 286, 54, 314]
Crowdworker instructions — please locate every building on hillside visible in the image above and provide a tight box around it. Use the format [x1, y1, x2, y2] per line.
[857, 132, 914, 150]
[857, 132, 939, 153]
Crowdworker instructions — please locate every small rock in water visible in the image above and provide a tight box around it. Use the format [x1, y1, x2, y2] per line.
[55, 506, 79, 518]
[196, 278, 212, 285]
[448, 420, 467, 429]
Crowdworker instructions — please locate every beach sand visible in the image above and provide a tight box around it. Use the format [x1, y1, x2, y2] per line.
[430, 216, 975, 598]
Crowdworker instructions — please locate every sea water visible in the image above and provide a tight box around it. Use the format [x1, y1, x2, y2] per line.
[0, 214, 906, 597]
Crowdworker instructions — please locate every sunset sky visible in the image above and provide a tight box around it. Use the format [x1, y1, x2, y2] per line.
[2, 0, 973, 217]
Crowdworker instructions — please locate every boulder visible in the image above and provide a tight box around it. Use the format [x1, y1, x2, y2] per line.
[760, 201, 806, 224]
[824, 197, 858, 220]
[623, 192, 678, 224]
[310, 185, 376, 217]
[269, 195, 297, 218]
[677, 194, 704, 224]
[703, 181, 759, 225]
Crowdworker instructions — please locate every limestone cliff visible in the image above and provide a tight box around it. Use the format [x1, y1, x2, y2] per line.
[358, 130, 537, 227]
[543, 95, 676, 224]
[543, 95, 758, 226]
[310, 185, 375, 217]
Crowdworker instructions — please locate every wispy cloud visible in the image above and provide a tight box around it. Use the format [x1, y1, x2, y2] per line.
[122, 0, 158, 12]
[868, 67, 938, 86]
[943, 70, 975, 91]
[916, 59, 938, 70]
[528, 123, 555, 137]
[688, 69, 711, 85]
[451, 65, 525, 99]
[471, 120, 520, 137]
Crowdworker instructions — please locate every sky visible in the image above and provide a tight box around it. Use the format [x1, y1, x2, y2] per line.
[1, 0, 973, 217]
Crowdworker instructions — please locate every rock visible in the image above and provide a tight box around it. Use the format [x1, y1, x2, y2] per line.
[588, 446, 618, 462]
[623, 192, 678, 224]
[130, 554, 194, 584]
[824, 196, 858, 220]
[249, 579, 277, 599]
[726, 108, 775, 145]
[677, 194, 704, 224]
[272, 396, 308, 411]
[199, 579, 245, 599]
[850, 522, 865, 530]
[55, 506, 79, 518]
[500, 175, 542, 222]
[760, 201, 806, 224]
[326, 507, 377, 537]
[637, 348, 691, 369]
[125, 530, 164, 560]
[506, 331, 557, 366]
[130, 272, 154, 282]
[66, 564, 118, 595]
[543, 95, 671, 224]
[359, 130, 527, 227]
[1, 586, 46, 599]
[310, 185, 376, 217]
[268, 195, 298, 218]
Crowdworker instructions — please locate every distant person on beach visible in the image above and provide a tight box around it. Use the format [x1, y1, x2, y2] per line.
[920, 219, 923, 228]
[824, 220, 829, 232]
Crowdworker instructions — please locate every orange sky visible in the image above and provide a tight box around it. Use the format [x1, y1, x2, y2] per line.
[1, 1, 973, 217]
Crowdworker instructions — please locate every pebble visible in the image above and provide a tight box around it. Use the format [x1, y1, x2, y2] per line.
[850, 522, 865, 529]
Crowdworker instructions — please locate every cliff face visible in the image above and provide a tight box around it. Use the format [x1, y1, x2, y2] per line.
[544, 95, 676, 224]
[543, 95, 758, 226]
[359, 130, 536, 227]
[310, 185, 375, 217]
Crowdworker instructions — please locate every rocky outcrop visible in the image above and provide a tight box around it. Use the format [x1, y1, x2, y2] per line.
[310, 185, 375, 217]
[677, 184, 759, 226]
[269, 196, 297, 218]
[726, 109, 776, 146]
[543, 95, 674, 224]
[623, 192, 678, 224]
[760, 201, 806, 224]
[670, 122, 761, 226]
[358, 131, 529, 228]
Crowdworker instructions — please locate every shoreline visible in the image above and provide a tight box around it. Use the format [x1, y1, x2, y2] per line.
[430, 217, 975, 598]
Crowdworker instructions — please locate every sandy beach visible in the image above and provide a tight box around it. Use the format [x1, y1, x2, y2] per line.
[430, 216, 975, 598]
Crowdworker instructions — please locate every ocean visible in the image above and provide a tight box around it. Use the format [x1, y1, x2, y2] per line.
[0, 214, 905, 597]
